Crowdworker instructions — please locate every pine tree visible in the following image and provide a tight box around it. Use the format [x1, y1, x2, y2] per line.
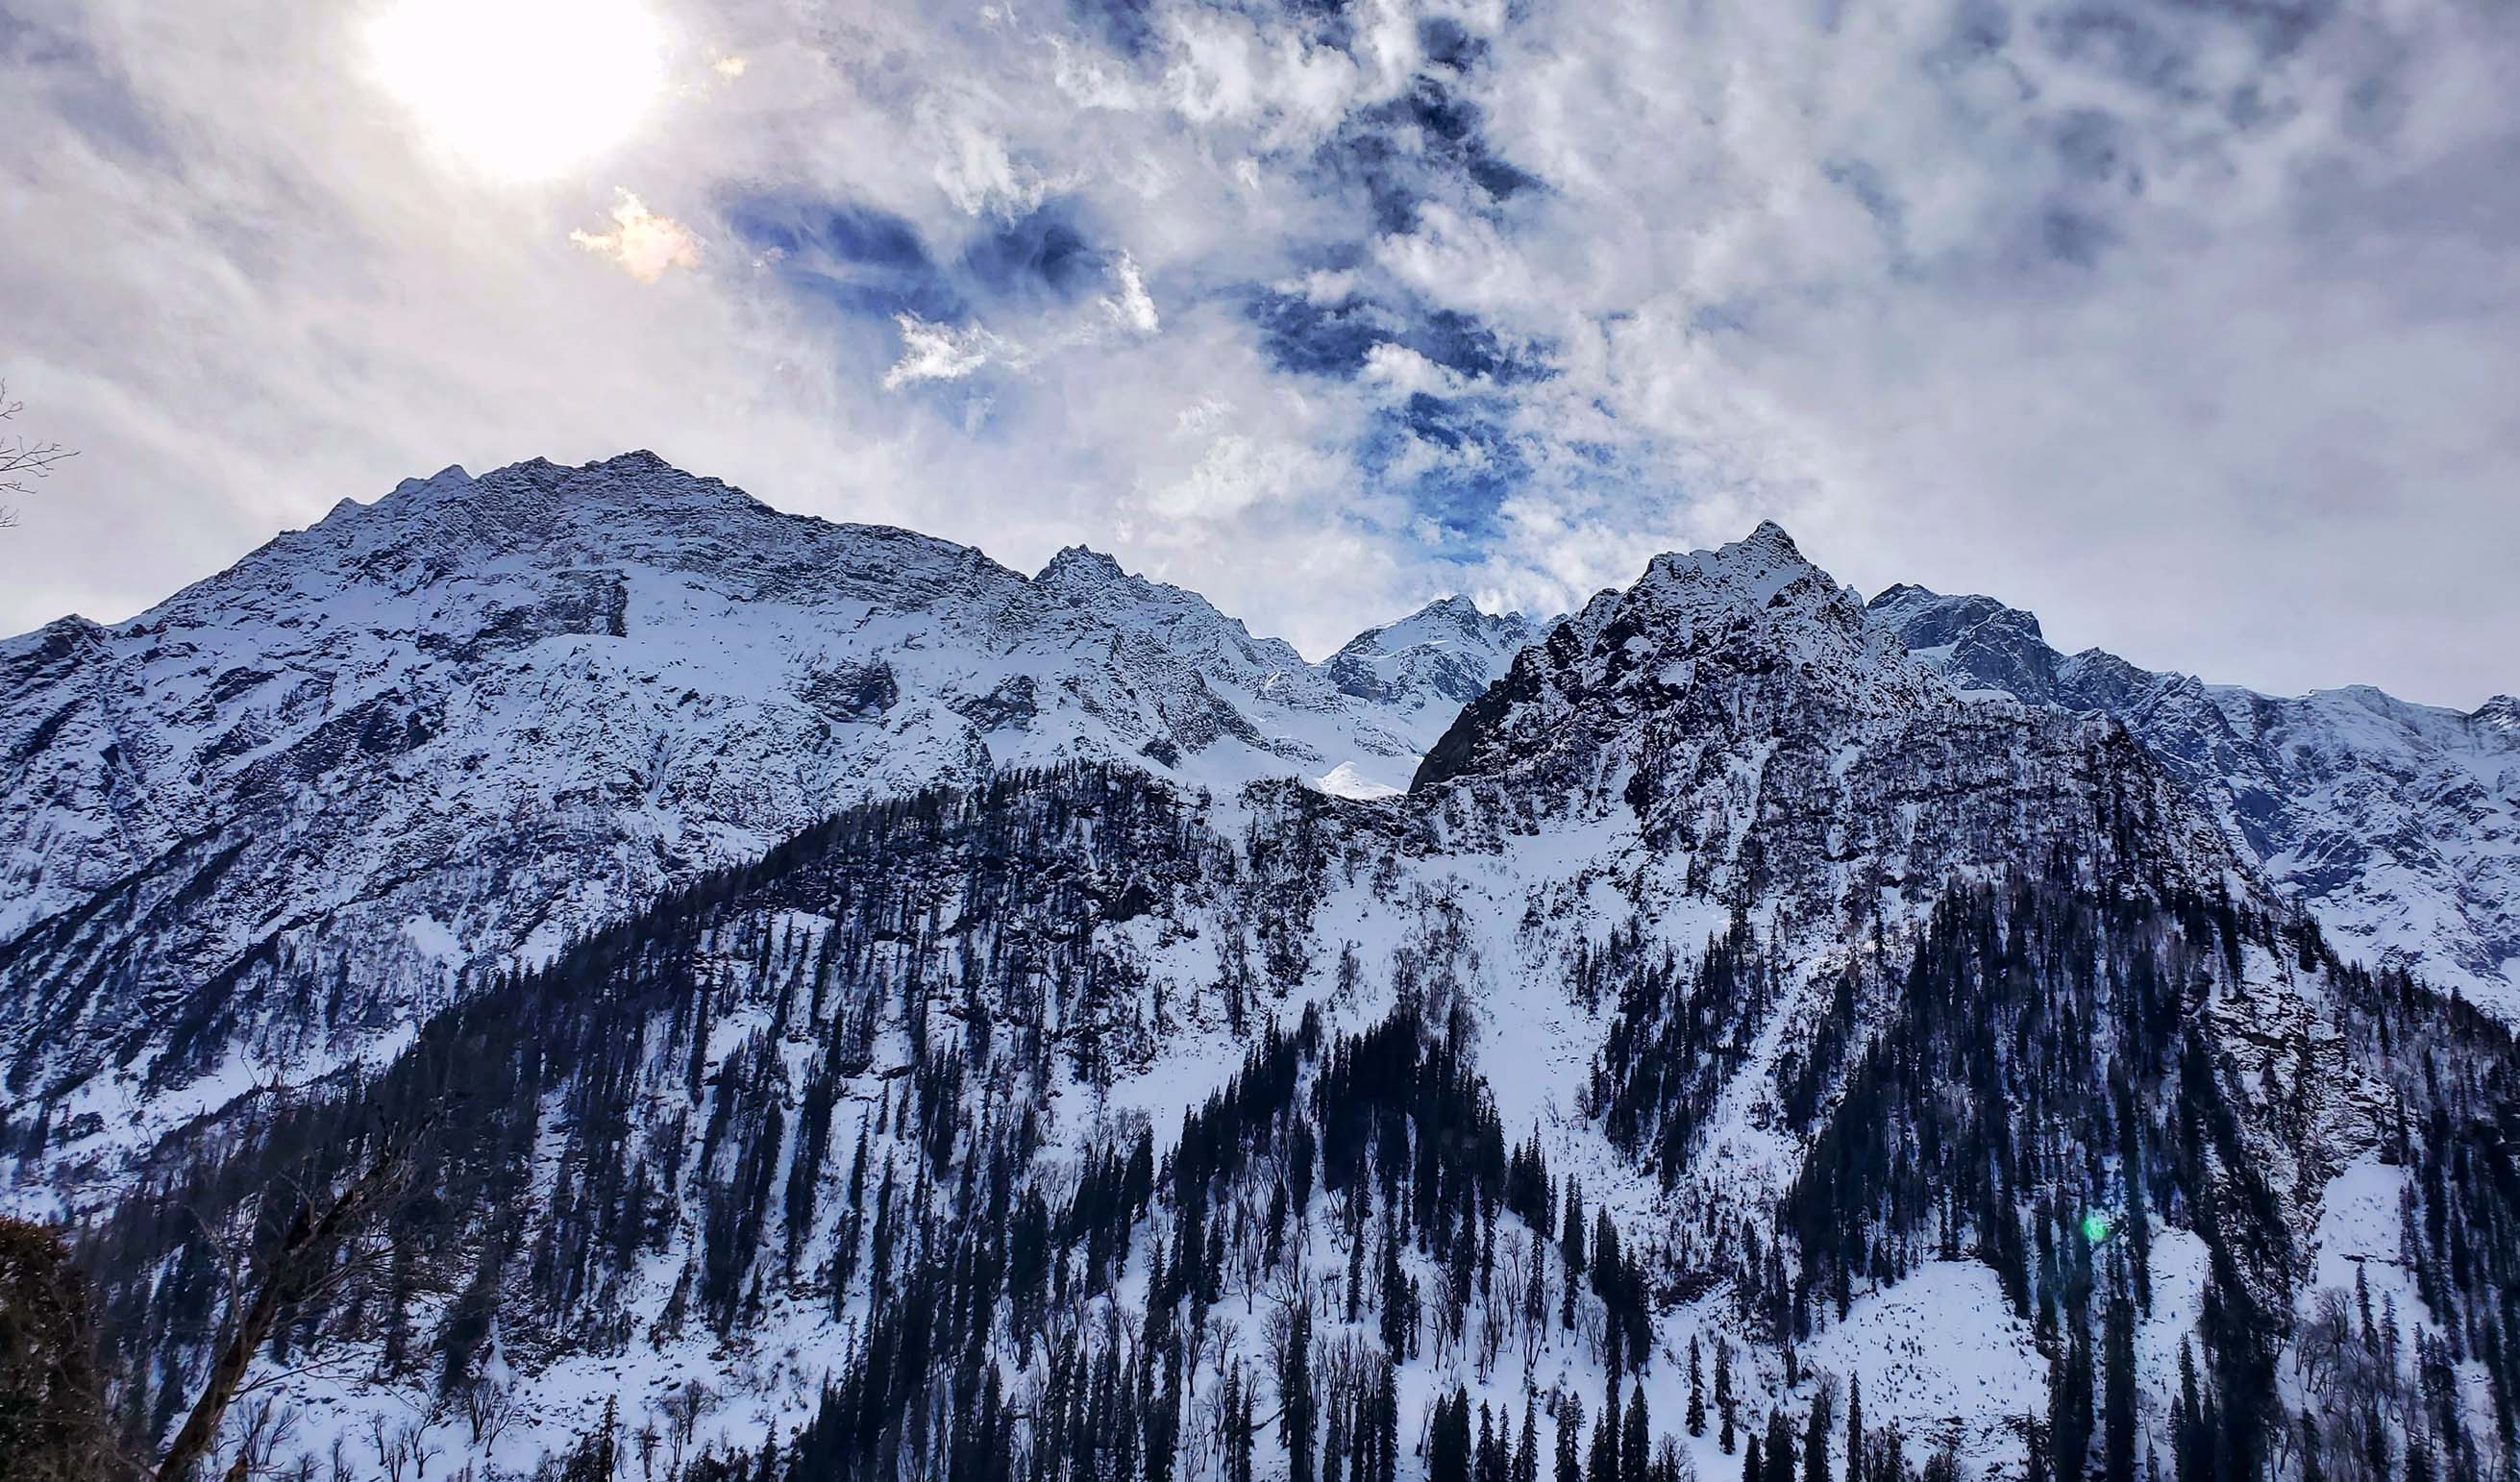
[1765, 1409, 1796, 1482]
[1845, 1375, 1864, 1482]
[2103, 1275, 2137, 1482]
[1717, 1339, 1737, 1446]
[1690, 1338, 1708, 1437]
[1562, 1179, 1588, 1330]
[1802, 1402, 1832, 1482]
[1376, 1360, 1399, 1482]
[1284, 1300, 1317, 1482]
[1434, 1389, 1474, 1482]
[2051, 1299, 2093, 1481]
[1621, 1385, 1649, 1482]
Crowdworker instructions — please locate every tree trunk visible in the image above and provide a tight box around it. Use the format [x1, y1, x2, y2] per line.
[157, 1155, 403, 1481]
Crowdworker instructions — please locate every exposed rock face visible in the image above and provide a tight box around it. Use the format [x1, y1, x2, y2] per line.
[1869, 582, 2520, 1016]
[1417, 524, 2241, 916]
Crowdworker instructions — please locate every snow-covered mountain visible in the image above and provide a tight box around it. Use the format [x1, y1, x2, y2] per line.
[0, 453, 1527, 1168]
[1416, 524, 2238, 907]
[5, 478, 2509, 1482]
[1867, 583, 2520, 1018]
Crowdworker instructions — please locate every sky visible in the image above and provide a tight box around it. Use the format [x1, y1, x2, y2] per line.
[1, 0, 2514, 706]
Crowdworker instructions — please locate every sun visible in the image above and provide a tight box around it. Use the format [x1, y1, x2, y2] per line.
[367, 0, 669, 182]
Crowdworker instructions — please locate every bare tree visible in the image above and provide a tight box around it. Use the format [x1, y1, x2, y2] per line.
[213, 1395, 300, 1482]
[657, 1381, 717, 1476]
[454, 1376, 523, 1451]
[0, 380, 75, 528]
[159, 1144, 414, 1482]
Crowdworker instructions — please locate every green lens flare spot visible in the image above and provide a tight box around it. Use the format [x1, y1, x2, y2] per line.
[2082, 1211, 2112, 1244]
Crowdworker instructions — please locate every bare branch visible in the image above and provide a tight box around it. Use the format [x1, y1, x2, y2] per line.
[157, 1142, 418, 1482]
[0, 379, 77, 527]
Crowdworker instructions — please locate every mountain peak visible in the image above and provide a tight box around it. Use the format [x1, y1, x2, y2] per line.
[1866, 585, 2049, 646]
[1035, 545, 1127, 587]
[1744, 517, 1800, 554]
[383, 463, 475, 503]
[1413, 523, 1929, 792]
[1321, 595, 1536, 707]
[1634, 520, 1829, 610]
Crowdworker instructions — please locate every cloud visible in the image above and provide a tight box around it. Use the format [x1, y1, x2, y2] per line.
[4, 0, 2518, 703]
[882, 312, 1025, 388]
[569, 189, 701, 281]
[1099, 251, 1160, 335]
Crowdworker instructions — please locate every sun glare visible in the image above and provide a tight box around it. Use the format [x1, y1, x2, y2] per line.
[367, 0, 668, 182]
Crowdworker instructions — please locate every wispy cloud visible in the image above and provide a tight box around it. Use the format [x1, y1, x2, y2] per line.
[882, 312, 1024, 388]
[570, 189, 701, 281]
[4, 0, 2516, 701]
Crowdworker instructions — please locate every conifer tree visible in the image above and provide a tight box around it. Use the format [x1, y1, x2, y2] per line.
[2103, 1273, 2137, 1482]
[1846, 1375, 1864, 1482]
[1284, 1299, 1317, 1482]
[1621, 1385, 1649, 1482]
[1690, 1337, 1708, 1437]
[1766, 1410, 1797, 1482]
[1803, 1403, 1833, 1482]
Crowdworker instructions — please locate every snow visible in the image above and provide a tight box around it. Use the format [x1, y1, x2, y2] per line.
[0, 453, 1540, 1178]
[1877, 584, 2520, 1021]
[1315, 762, 1407, 801]
[0, 486, 2496, 1482]
[1800, 1262, 2045, 1471]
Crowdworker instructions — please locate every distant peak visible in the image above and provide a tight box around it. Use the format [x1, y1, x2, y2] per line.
[1035, 545, 1128, 585]
[1867, 585, 2046, 646]
[1743, 519, 1801, 556]
[1401, 593, 1507, 633]
[386, 464, 474, 502]
[2473, 695, 2519, 731]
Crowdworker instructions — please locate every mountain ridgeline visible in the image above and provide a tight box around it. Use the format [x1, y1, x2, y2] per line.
[0, 457, 2514, 1482]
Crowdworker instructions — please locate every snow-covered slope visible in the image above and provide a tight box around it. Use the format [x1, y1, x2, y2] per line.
[49, 520, 2453, 1482]
[1324, 596, 1541, 731]
[1868, 583, 2520, 1017]
[0, 452, 1527, 1154]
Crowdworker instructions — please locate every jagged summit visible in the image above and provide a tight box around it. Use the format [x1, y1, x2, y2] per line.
[1867, 582, 2049, 644]
[1865, 584, 2068, 704]
[1032, 543, 1126, 584]
[1412, 522, 2239, 944]
[1322, 593, 1538, 709]
[1414, 524, 1935, 792]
